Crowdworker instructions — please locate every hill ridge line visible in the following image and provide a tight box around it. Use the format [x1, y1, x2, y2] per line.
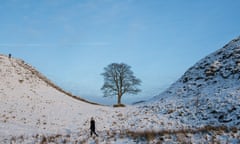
[12, 57, 101, 105]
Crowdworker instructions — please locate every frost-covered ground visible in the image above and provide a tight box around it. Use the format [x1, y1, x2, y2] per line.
[0, 37, 240, 143]
[150, 36, 240, 128]
[0, 54, 181, 143]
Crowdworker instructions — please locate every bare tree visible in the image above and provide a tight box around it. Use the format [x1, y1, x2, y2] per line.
[101, 63, 141, 105]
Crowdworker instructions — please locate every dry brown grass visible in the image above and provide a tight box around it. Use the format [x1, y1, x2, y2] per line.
[113, 104, 126, 107]
[126, 125, 239, 143]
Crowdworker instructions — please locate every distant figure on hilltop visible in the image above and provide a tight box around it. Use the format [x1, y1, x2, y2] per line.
[90, 117, 98, 137]
[8, 53, 11, 59]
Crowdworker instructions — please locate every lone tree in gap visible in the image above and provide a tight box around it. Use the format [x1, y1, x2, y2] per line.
[101, 63, 141, 106]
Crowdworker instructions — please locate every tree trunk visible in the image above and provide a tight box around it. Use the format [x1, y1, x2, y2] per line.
[117, 94, 122, 104]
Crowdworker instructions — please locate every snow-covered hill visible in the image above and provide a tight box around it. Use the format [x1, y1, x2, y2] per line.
[143, 37, 240, 137]
[0, 55, 180, 143]
[1, 37, 240, 143]
[0, 54, 108, 141]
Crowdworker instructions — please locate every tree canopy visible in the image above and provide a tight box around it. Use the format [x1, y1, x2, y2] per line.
[101, 63, 141, 105]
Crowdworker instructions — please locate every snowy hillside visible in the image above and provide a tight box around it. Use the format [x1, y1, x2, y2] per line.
[0, 54, 108, 141]
[0, 54, 180, 143]
[0, 36, 240, 143]
[143, 37, 240, 139]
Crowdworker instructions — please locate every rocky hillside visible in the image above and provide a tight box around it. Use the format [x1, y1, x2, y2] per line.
[149, 37, 240, 128]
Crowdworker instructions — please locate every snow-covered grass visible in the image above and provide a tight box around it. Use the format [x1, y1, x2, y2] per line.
[0, 37, 240, 143]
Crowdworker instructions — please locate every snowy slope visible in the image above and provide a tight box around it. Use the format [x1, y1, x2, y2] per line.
[0, 54, 180, 143]
[0, 55, 107, 138]
[148, 37, 240, 129]
[1, 36, 240, 143]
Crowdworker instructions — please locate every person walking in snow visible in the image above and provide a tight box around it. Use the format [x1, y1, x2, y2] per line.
[90, 117, 98, 137]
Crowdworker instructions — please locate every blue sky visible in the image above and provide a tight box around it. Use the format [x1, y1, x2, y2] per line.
[1, 0, 240, 104]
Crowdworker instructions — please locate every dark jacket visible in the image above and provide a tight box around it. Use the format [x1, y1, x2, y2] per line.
[90, 119, 95, 130]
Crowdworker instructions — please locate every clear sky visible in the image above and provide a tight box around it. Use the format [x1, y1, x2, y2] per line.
[1, 0, 240, 105]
